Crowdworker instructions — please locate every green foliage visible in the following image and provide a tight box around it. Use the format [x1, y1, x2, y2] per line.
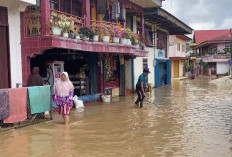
[79, 27, 94, 39]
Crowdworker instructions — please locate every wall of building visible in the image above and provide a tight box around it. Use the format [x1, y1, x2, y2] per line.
[0, 1, 35, 88]
[217, 44, 227, 53]
[217, 63, 229, 75]
[169, 35, 187, 58]
[134, 47, 155, 88]
[125, 59, 132, 90]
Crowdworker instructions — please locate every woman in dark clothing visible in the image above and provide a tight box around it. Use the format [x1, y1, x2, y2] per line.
[27, 67, 44, 119]
[27, 67, 43, 87]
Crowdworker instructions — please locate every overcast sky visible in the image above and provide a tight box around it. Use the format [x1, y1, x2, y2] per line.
[162, 0, 232, 30]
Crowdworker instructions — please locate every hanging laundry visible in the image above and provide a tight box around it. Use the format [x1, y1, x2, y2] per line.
[0, 89, 9, 120]
[118, 2, 126, 22]
[112, 0, 120, 20]
[4, 88, 28, 123]
[97, 0, 107, 14]
[28, 86, 51, 114]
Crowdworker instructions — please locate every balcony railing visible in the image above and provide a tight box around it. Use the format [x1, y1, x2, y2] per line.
[25, 9, 42, 36]
[51, 9, 86, 30]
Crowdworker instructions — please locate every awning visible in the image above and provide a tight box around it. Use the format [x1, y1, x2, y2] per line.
[144, 8, 193, 35]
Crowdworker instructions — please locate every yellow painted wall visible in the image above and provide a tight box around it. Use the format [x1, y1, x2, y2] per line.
[91, 0, 97, 21]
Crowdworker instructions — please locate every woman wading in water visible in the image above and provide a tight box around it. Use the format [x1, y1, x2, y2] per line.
[54, 72, 74, 125]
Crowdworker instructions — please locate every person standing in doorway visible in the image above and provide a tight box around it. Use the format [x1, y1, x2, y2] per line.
[27, 67, 43, 87]
[54, 72, 74, 125]
[27, 67, 44, 119]
[135, 68, 150, 108]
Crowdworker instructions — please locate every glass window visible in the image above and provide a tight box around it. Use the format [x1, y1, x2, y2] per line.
[72, 0, 83, 17]
[50, 0, 59, 10]
[61, 0, 71, 14]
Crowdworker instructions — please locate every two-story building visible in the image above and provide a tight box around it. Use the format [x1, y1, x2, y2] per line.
[15, 0, 168, 99]
[129, 8, 192, 88]
[0, 0, 36, 89]
[192, 30, 231, 76]
[169, 35, 191, 79]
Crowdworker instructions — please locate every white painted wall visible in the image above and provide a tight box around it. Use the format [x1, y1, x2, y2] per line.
[134, 47, 155, 88]
[125, 60, 132, 90]
[0, 0, 35, 88]
[217, 63, 229, 75]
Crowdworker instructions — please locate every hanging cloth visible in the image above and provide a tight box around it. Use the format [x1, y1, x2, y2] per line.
[112, 1, 120, 20]
[0, 89, 9, 120]
[28, 86, 51, 114]
[118, 2, 126, 22]
[97, 0, 107, 14]
[4, 88, 28, 123]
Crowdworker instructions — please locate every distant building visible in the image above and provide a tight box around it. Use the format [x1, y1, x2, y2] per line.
[192, 30, 231, 76]
[169, 35, 192, 79]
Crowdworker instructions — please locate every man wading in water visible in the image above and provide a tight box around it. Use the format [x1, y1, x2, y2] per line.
[135, 68, 150, 108]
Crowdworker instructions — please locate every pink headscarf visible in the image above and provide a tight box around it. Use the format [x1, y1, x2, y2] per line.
[55, 72, 74, 97]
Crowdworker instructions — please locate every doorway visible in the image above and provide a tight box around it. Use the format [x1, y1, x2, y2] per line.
[174, 60, 179, 78]
[0, 6, 10, 89]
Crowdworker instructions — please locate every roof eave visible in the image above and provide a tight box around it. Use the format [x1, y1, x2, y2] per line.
[144, 7, 193, 35]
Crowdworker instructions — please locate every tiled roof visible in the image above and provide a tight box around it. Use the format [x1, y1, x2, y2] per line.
[194, 30, 231, 44]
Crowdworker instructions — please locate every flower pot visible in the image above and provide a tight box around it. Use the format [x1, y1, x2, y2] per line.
[83, 36, 89, 41]
[103, 36, 110, 43]
[63, 32, 69, 38]
[69, 33, 76, 39]
[127, 39, 132, 45]
[75, 34, 80, 40]
[52, 27, 62, 36]
[121, 38, 127, 44]
[93, 35, 99, 42]
[113, 37, 120, 43]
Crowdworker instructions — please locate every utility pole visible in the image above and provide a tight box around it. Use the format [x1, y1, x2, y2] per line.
[231, 28, 232, 77]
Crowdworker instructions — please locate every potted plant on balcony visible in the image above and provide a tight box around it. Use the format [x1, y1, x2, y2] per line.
[73, 25, 80, 40]
[100, 23, 110, 43]
[125, 28, 132, 45]
[91, 24, 100, 42]
[112, 26, 121, 43]
[49, 12, 62, 36]
[79, 27, 94, 41]
[59, 16, 72, 38]
[120, 28, 127, 44]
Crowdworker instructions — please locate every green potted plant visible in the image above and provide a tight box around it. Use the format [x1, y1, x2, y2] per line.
[112, 26, 121, 43]
[58, 15, 72, 38]
[91, 24, 100, 42]
[79, 27, 94, 41]
[49, 12, 62, 36]
[100, 23, 110, 43]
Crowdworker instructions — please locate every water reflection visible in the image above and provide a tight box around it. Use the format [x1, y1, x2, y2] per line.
[0, 79, 232, 156]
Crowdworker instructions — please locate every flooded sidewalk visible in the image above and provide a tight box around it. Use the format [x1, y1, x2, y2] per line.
[1, 79, 232, 157]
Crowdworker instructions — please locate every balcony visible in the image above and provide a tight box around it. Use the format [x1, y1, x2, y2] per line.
[21, 1, 148, 58]
[197, 54, 230, 63]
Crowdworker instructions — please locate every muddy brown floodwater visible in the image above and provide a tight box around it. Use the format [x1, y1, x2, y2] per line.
[1, 79, 232, 157]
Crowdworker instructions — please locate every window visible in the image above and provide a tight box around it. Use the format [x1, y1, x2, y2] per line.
[177, 43, 181, 51]
[143, 59, 148, 69]
[50, 0, 83, 17]
[61, 0, 71, 14]
[36, 0, 41, 7]
[50, 0, 59, 10]
[224, 45, 231, 53]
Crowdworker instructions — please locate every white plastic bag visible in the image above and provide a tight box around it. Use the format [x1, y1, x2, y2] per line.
[73, 95, 84, 109]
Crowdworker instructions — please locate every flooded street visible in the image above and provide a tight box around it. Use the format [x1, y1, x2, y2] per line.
[1, 79, 232, 157]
